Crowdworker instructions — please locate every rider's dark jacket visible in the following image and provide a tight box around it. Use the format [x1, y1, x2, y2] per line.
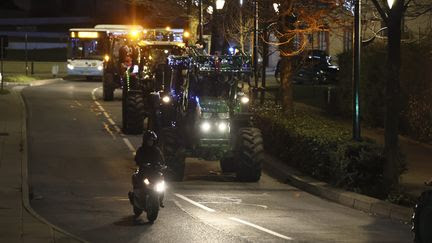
[134, 145, 164, 168]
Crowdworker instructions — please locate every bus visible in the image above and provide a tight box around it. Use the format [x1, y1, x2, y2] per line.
[67, 25, 143, 79]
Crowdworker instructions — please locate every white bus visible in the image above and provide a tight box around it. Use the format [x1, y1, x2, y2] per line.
[67, 25, 143, 79]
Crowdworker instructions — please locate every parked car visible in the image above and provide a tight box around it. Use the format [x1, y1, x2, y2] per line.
[294, 50, 339, 85]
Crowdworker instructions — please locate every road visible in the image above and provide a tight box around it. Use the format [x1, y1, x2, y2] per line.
[23, 80, 411, 243]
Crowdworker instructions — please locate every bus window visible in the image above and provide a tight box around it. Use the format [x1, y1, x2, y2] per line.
[70, 38, 103, 59]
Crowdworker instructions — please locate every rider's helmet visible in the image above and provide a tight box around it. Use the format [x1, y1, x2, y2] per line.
[143, 130, 158, 146]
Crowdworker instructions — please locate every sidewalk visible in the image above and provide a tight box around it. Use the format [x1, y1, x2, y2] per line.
[0, 86, 84, 242]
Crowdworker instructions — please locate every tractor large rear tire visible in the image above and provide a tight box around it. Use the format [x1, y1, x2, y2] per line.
[160, 127, 185, 181]
[122, 92, 145, 134]
[102, 73, 114, 101]
[235, 128, 263, 182]
[413, 190, 432, 243]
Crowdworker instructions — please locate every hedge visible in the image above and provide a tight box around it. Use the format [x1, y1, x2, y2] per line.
[252, 102, 405, 198]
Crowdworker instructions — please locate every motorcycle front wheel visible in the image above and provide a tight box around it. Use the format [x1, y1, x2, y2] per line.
[146, 194, 160, 223]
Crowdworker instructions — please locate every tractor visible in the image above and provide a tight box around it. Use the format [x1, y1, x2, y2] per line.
[102, 28, 187, 134]
[150, 51, 264, 182]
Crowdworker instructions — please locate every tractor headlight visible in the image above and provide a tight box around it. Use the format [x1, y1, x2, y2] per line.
[67, 64, 74, 70]
[240, 96, 250, 104]
[218, 122, 229, 132]
[155, 181, 166, 192]
[143, 178, 150, 185]
[162, 96, 170, 103]
[200, 121, 211, 133]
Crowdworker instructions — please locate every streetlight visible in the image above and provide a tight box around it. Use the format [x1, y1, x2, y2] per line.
[215, 0, 225, 10]
[387, 0, 395, 8]
[273, 3, 280, 13]
[211, 0, 225, 54]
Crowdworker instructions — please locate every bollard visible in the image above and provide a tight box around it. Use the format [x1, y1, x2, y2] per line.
[31, 61, 34, 75]
[51, 65, 59, 78]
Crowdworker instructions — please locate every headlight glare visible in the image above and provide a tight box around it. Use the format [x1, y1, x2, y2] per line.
[200, 121, 211, 132]
[218, 122, 228, 132]
[162, 96, 170, 103]
[155, 181, 166, 192]
[143, 178, 150, 185]
[67, 64, 74, 70]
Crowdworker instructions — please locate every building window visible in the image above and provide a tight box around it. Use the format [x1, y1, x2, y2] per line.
[343, 29, 353, 51]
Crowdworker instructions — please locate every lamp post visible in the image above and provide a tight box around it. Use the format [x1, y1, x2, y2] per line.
[239, 0, 244, 53]
[198, 0, 204, 44]
[211, 0, 225, 54]
[253, 0, 259, 88]
[353, 0, 361, 141]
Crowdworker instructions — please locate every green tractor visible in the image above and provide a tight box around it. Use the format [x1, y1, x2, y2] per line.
[153, 52, 264, 182]
[102, 30, 187, 134]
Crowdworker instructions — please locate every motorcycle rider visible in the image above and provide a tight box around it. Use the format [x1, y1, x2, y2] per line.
[131, 130, 166, 208]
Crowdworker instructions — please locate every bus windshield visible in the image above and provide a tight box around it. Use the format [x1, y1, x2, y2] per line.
[69, 38, 104, 60]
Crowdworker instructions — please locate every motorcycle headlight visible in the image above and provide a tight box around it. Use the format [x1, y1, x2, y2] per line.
[143, 178, 150, 185]
[155, 181, 166, 192]
[200, 121, 211, 133]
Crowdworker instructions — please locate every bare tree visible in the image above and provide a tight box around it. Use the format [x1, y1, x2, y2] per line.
[266, 0, 344, 114]
[366, 0, 432, 190]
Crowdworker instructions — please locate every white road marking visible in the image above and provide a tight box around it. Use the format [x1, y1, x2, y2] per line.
[229, 217, 293, 241]
[122, 138, 136, 152]
[114, 125, 122, 133]
[174, 193, 216, 213]
[102, 111, 110, 119]
[91, 87, 98, 100]
[97, 105, 105, 112]
[107, 118, 116, 125]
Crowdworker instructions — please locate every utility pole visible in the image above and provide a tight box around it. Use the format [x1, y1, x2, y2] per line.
[25, 33, 29, 76]
[1, 37, 4, 91]
[353, 0, 361, 141]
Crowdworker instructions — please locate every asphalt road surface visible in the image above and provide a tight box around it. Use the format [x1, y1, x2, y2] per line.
[23, 80, 412, 243]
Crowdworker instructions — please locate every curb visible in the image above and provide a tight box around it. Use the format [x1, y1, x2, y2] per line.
[4, 78, 64, 87]
[262, 153, 413, 223]
[16, 85, 88, 243]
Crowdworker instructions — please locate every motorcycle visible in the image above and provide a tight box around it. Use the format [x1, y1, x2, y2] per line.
[128, 163, 166, 223]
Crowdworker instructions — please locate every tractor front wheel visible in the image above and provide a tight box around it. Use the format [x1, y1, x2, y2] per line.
[122, 92, 145, 134]
[235, 128, 263, 182]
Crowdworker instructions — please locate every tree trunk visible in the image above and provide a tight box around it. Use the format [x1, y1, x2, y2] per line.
[384, 1, 404, 191]
[280, 56, 294, 115]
